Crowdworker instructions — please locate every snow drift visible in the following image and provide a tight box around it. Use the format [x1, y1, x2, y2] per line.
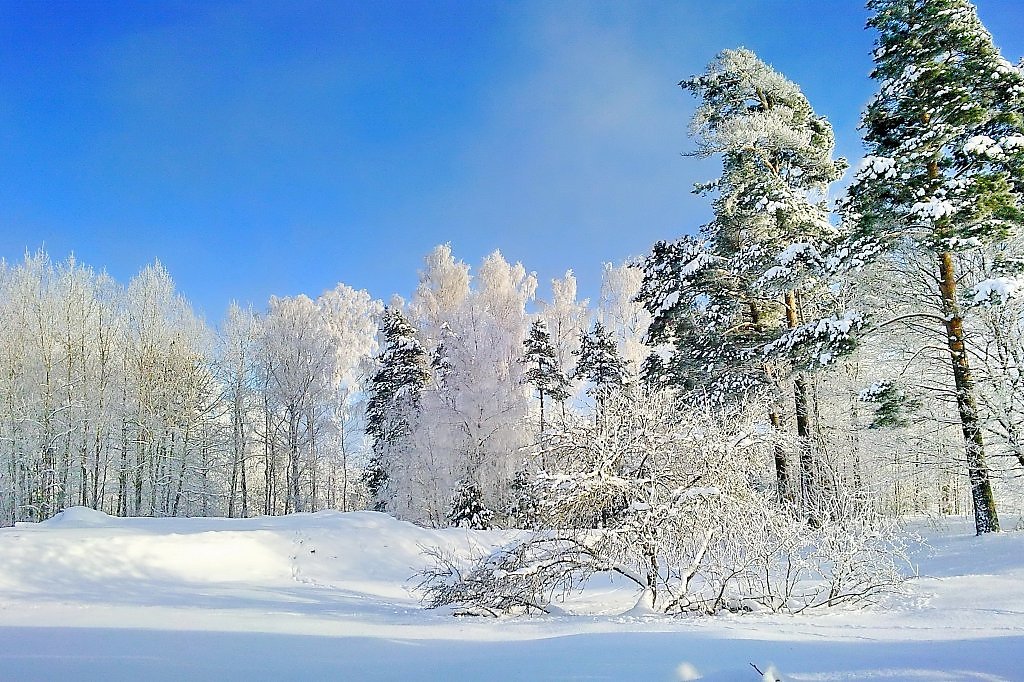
[1, 509, 1024, 681]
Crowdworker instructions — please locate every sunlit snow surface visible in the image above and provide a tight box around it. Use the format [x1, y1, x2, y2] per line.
[2, 509, 1023, 681]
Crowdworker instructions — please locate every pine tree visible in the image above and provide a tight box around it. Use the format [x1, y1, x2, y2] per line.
[849, 0, 1024, 534]
[364, 307, 430, 511]
[522, 319, 570, 440]
[574, 321, 627, 413]
[640, 235, 767, 400]
[641, 48, 846, 507]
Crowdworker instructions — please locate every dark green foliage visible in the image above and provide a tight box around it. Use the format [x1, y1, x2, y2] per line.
[851, 0, 1024, 247]
[506, 469, 540, 529]
[859, 381, 922, 429]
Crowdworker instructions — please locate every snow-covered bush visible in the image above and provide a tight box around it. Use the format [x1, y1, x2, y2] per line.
[418, 387, 909, 616]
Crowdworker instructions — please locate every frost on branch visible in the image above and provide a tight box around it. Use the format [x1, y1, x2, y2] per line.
[970, 276, 1024, 306]
[418, 388, 909, 616]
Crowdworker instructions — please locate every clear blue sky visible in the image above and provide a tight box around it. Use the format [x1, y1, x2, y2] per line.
[2, 1, 1022, 319]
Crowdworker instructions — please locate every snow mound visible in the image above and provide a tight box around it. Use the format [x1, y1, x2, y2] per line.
[41, 505, 117, 527]
[2, 509, 512, 606]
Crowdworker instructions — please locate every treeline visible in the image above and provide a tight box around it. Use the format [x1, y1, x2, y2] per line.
[0, 253, 379, 523]
[0, 248, 646, 525]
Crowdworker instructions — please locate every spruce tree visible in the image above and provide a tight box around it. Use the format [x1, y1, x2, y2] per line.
[849, 0, 1024, 534]
[364, 307, 430, 511]
[448, 480, 494, 529]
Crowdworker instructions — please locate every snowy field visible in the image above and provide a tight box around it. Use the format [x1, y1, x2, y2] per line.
[1, 509, 1023, 681]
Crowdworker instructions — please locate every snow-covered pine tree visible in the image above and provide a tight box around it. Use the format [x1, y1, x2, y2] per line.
[849, 0, 1024, 534]
[641, 48, 847, 507]
[639, 235, 765, 399]
[522, 318, 570, 441]
[574, 321, 627, 415]
[364, 307, 430, 511]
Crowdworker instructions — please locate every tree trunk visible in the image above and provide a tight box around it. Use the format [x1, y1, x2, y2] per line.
[784, 290, 815, 510]
[228, 395, 242, 517]
[340, 423, 349, 512]
[768, 409, 791, 504]
[240, 445, 249, 518]
[288, 405, 302, 514]
[937, 251, 999, 534]
[264, 394, 274, 515]
[538, 381, 546, 469]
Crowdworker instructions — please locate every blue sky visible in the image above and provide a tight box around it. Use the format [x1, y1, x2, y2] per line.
[2, 1, 1022, 319]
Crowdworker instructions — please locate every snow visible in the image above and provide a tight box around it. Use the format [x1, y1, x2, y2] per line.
[963, 135, 1004, 158]
[971, 277, 1024, 305]
[777, 242, 813, 266]
[2, 510, 1024, 681]
[856, 155, 897, 180]
[910, 197, 955, 221]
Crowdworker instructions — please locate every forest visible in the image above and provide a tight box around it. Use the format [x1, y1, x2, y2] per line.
[2, 0, 1024, 616]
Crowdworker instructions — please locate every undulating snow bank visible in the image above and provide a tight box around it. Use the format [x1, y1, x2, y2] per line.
[1, 509, 1023, 681]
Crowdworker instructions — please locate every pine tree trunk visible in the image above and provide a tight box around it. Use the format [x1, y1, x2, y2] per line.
[937, 251, 1000, 534]
[784, 290, 815, 510]
[793, 373, 814, 505]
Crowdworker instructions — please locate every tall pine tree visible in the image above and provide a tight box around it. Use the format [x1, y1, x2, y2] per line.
[641, 48, 847, 507]
[849, 0, 1024, 534]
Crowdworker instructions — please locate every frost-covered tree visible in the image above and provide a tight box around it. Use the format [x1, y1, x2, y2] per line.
[420, 388, 908, 616]
[0, 250, 381, 524]
[971, 241, 1024, 472]
[539, 271, 590, 384]
[419, 251, 535, 523]
[216, 303, 261, 518]
[122, 262, 219, 518]
[0, 253, 231, 523]
[261, 295, 338, 513]
[380, 247, 536, 525]
[315, 283, 381, 511]
[848, 0, 1024, 533]
[598, 261, 652, 375]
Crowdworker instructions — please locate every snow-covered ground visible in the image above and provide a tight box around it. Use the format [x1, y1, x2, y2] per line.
[1, 509, 1022, 681]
